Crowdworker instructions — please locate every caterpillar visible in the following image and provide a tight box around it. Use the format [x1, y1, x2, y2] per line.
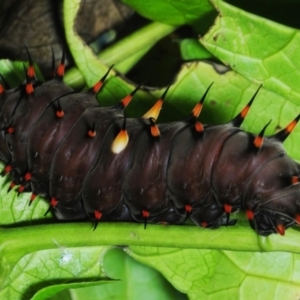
[1, 50, 300, 237]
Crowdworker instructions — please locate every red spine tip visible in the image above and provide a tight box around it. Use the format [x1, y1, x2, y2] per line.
[18, 185, 25, 193]
[201, 222, 208, 228]
[192, 103, 203, 118]
[88, 129, 96, 138]
[295, 214, 300, 224]
[246, 210, 254, 220]
[30, 193, 37, 202]
[56, 64, 65, 77]
[7, 127, 15, 134]
[158, 221, 168, 225]
[292, 176, 299, 184]
[240, 105, 250, 119]
[92, 81, 103, 94]
[0, 84, 5, 94]
[276, 224, 285, 236]
[56, 110, 65, 118]
[24, 172, 32, 181]
[253, 136, 263, 149]
[185, 204, 192, 213]
[142, 210, 150, 218]
[121, 95, 133, 108]
[7, 181, 16, 192]
[4, 165, 12, 174]
[9, 182, 16, 189]
[195, 122, 204, 133]
[26, 83, 34, 95]
[94, 210, 102, 220]
[286, 119, 298, 134]
[27, 65, 35, 79]
[150, 124, 160, 137]
[50, 197, 58, 207]
[224, 204, 232, 214]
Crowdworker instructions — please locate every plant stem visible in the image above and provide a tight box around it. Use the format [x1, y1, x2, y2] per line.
[1, 222, 299, 280]
[64, 22, 177, 87]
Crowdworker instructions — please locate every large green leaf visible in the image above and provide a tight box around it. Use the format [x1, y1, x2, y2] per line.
[121, 0, 214, 29]
[201, 0, 300, 103]
[0, 246, 111, 299]
[130, 247, 300, 299]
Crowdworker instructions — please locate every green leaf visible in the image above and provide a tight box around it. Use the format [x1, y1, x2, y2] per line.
[177, 38, 213, 61]
[201, 0, 300, 103]
[31, 281, 112, 300]
[0, 246, 111, 299]
[54, 248, 186, 299]
[129, 247, 216, 294]
[130, 248, 300, 299]
[153, 62, 300, 162]
[81, 248, 186, 300]
[122, 0, 215, 31]
[0, 169, 51, 225]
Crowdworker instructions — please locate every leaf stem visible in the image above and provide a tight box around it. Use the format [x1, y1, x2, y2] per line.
[1, 222, 300, 280]
[64, 17, 177, 87]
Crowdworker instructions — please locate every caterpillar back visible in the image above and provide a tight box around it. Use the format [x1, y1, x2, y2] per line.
[1, 51, 300, 236]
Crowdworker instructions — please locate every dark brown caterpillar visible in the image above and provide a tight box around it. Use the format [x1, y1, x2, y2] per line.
[1, 51, 300, 236]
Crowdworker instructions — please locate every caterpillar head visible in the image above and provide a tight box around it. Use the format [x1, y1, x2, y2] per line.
[243, 150, 300, 235]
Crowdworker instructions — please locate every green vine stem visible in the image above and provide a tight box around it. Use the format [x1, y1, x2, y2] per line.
[1, 222, 300, 280]
[63, 21, 177, 87]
